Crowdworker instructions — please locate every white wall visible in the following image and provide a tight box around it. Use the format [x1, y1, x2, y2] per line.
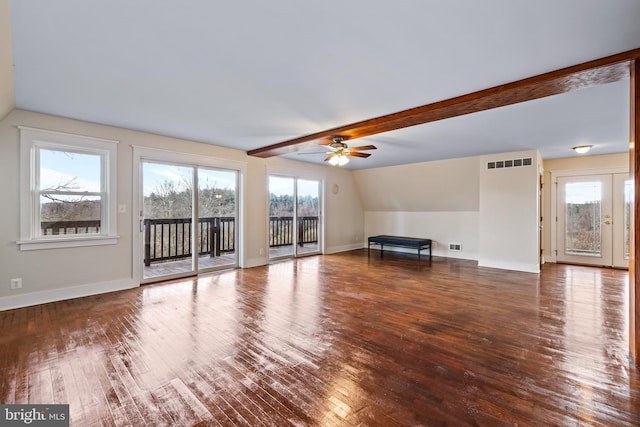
[0, 110, 364, 309]
[478, 150, 540, 273]
[364, 211, 479, 259]
[0, 0, 15, 119]
[354, 156, 480, 260]
[356, 153, 540, 270]
[354, 157, 479, 212]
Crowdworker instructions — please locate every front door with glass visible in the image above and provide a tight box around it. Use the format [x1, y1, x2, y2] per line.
[557, 173, 630, 268]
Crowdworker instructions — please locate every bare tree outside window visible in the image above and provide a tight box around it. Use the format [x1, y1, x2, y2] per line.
[39, 149, 103, 235]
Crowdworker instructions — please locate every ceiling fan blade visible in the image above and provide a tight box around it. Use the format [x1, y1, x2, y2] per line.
[298, 151, 330, 155]
[324, 153, 337, 162]
[349, 145, 377, 151]
[348, 152, 371, 158]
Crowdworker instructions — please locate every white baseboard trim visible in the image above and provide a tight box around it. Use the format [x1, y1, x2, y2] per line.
[435, 251, 478, 261]
[0, 278, 139, 311]
[478, 259, 540, 274]
[325, 243, 365, 254]
[366, 244, 479, 261]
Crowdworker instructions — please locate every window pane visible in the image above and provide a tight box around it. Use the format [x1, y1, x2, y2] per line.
[564, 181, 602, 256]
[39, 148, 101, 192]
[142, 163, 193, 219]
[40, 194, 101, 235]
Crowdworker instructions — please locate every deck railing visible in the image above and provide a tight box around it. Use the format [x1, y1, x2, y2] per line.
[144, 216, 317, 265]
[143, 217, 235, 266]
[41, 220, 101, 235]
[270, 216, 319, 248]
[41, 216, 319, 266]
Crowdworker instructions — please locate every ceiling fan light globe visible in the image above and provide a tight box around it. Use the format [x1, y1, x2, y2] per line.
[338, 156, 349, 166]
[572, 145, 593, 154]
[328, 156, 340, 166]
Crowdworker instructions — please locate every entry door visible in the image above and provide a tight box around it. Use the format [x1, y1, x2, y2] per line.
[557, 174, 630, 268]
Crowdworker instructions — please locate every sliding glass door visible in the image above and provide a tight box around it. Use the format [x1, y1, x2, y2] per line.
[268, 175, 322, 260]
[141, 161, 238, 281]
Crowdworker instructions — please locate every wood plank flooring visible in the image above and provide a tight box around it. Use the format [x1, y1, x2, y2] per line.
[1, 250, 639, 426]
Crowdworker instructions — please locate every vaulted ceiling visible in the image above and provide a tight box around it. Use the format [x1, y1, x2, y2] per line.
[7, 1, 640, 169]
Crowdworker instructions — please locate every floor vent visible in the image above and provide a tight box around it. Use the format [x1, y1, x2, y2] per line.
[487, 157, 532, 170]
[449, 243, 462, 252]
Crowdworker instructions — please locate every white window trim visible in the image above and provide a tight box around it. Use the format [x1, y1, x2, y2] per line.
[17, 127, 119, 251]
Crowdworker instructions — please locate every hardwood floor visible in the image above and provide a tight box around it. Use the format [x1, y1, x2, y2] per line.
[1, 250, 639, 426]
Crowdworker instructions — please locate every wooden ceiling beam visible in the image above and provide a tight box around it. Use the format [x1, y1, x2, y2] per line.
[248, 47, 640, 158]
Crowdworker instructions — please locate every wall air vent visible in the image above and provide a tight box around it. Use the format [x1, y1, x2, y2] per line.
[487, 158, 532, 170]
[449, 243, 462, 252]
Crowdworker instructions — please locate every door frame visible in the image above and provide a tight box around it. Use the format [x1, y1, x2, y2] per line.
[266, 167, 325, 261]
[549, 166, 628, 265]
[132, 146, 247, 283]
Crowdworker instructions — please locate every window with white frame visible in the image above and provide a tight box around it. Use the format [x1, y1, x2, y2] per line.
[18, 127, 119, 250]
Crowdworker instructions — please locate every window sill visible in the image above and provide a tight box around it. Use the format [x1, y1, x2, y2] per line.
[17, 235, 120, 251]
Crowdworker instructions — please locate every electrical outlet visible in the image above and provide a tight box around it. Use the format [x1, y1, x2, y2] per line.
[10, 278, 22, 290]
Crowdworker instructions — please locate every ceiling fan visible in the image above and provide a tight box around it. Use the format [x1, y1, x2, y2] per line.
[300, 136, 377, 166]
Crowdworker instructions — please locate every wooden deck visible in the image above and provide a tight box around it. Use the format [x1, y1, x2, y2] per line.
[144, 244, 320, 280]
[144, 254, 237, 280]
[1, 250, 639, 426]
[268, 243, 319, 259]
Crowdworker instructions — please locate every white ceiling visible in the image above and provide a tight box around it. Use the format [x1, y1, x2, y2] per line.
[8, 1, 640, 169]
